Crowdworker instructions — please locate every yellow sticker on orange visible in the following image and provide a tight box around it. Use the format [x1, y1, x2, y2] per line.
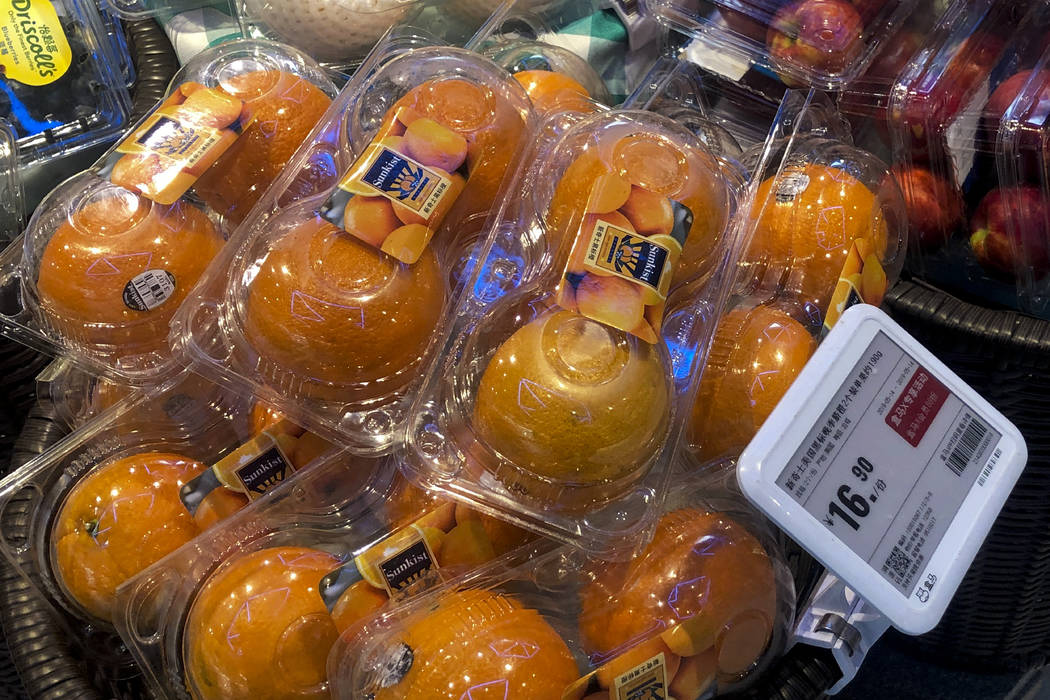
[321, 107, 468, 265]
[211, 431, 297, 500]
[0, 0, 72, 86]
[108, 85, 246, 205]
[556, 176, 691, 344]
[614, 652, 669, 700]
[355, 523, 443, 597]
[824, 237, 888, 331]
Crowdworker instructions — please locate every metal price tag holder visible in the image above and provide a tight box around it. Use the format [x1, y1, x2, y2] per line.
[738, 304, 1028, 694]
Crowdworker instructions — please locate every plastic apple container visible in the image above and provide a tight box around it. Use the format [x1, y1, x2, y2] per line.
[997, 45, 1050, 318]
[112, 455, 541, 700]
[2, 0, 132, 167]
[887, 0, 1050, 314]
[328, 480, 794, 700]
[401, 106, 740, 556]
[684, 90, 906, 466]
[641, 0, 920, 91]
[0, 38, 336, 385]
[171, 41, 535, 454]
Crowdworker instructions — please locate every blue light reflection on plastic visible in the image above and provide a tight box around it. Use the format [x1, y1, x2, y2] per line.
[0, 80, 62, 137]
[471, 244, 524, 304]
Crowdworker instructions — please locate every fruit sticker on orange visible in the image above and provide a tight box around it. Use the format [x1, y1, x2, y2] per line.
[0, 0, 72, 87]
[557, 177, 693, 343]
[102, 84, 248, 206]
[320, 107, 468, 264]
[823, 237, 889, 332]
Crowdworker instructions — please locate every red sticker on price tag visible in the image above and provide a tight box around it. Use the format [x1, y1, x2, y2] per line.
[886, 368, 949, 448]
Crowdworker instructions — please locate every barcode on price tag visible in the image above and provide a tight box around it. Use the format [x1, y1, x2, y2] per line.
[738, 305, 1027, 634]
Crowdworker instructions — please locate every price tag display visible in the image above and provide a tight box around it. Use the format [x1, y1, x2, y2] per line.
[738, 305, 1027, 635]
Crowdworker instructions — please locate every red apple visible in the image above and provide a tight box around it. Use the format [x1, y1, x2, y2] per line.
[719, 0, 792, 41]
[898, 32, 1005, 130]
[891, 165, 965, 252]
[983, 69, 1050, 179]
[970, 187, 1050, 279]
[849, 0, 887, 23]
[766, 0, 865, 82]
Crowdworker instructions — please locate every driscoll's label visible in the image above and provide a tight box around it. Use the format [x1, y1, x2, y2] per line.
[0, 0, 72, 86]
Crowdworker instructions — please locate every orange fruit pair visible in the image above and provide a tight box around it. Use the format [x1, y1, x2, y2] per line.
[185, 546, 342, 700]
[242, 215, 446, 402]
[51, 452, 206, 621]
[36, 190, 223, 358]
[368, 589, 578, 700]
[194, 70, 332, 226]
[690, 304, 816, 461]
[579, 509, 777, 687]
[473, 308, 669, 494]
[513, 69, 595, 114]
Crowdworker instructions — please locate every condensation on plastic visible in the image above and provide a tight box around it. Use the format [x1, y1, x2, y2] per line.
[683, 90, 907, 469]
[0, 38, 337, 386]
[110, 454, 536, 700]
[5, 0, 132, 167]
[0, 372, 253, 634]
[327, 476, 795, 700]
[400, 103, 744, 557]
[641, 0, 921, 91]
[0, 121, 23, 246]
[887, 0, 1050, 318]
[170, 34, 535, 456]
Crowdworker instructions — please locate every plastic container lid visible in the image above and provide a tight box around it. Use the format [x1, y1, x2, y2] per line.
[641, 0, 922, 91]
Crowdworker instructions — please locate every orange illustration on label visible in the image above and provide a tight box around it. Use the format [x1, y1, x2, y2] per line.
[823, 236, 888, 331]
[109, 83, 246, 205]
[322, 107, 468, 265]
[557, 176, 693, 344]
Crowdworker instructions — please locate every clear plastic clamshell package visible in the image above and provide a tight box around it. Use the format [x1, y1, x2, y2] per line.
[0, 120, 24, 246]
[685, 90, 907, 467]
[113, 451, 541, 700]
[0, 38, 336, 383]
[0, 372, 254, 648]
[36, 356, 136, 430]
[886, 0, 1050, 318]
[1, 0, 132, 166]
[471, 0, 610, 114]
[401, 103, 743, 556]
[328, 477, 795, 700]
[641, 0, 920, 91]
[170, 36, 535, 453]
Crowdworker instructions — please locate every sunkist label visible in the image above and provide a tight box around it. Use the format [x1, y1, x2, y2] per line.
[210, 432, 297, 501]
[320, 106, 468, 265]
[105, 84, 248, 205]
[614, 652, 669, 700]
[556, 174, 694, 344]
[0, 0, 72, 87]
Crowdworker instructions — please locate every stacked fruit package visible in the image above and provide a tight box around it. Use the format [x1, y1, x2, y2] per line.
[683, 90, 907, 469]
[886, 0, 1050, 317]
[401, 99, 743, 555]
[641, 0, 919, 91]
[0, 38, 337, 382]
[0, 0, 132, 168]
[114, 440, 543, 700]
[329, 475, 793, 700]
[169, 32, 537, 453]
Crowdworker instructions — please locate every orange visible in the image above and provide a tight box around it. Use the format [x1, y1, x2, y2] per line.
[452, 502, 535, 555]
[745, 163, 889, 314]
[330, 579, 389, 634]
[242, 215, 446, 402]
[249, 400, 304, 437]
[51, 452, 206, 621]
[370, 589, 578, 699]
[193, 487, 250, 530]
[185, 546, 341, 700]
[690, 304, 816, 460]
[36, 190, 222, 356]
[194, 71, 332, 225]
[579, 509, 776, 679]
[513, 69, 594, 114]
[384, 77, 527, 260]
[382, 474, 450, 529]
[473, 308, 669, 489]
[289, 431, 335, 468]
